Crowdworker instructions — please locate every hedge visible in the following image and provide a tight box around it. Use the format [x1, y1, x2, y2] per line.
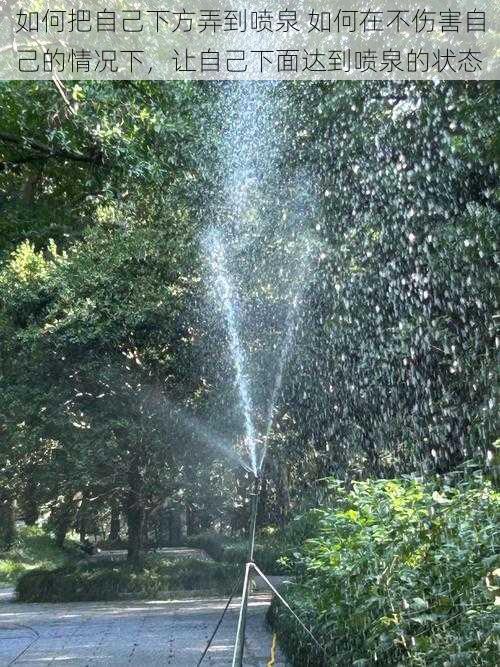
[16, 557, 238, 602]
[185, 532, 289, 574]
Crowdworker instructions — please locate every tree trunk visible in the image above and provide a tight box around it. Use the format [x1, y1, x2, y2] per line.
[23, 478, 38, 526]
[186, 504, 196, 536]
[257, 475, 268, 528]
[109, 502, 120, 542]
[126, 457, 144, 565]
[78, 517, 86, 543]
[180, 508, 187, 541]
[77, 491, 90, 543]
[158, 506, 169, 546]
[276, 462, 291, 527]
[21, 169, 41, 206]
[0, 494, 16, 549]
[362, 434, 382, 477]
[168, 509, 182, 545]
[141, 510, 149, 548]
[53, 500, 73, 548]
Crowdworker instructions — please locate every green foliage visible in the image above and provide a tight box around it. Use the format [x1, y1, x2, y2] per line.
[0, 81, 203, 253]
[268, 471, 500, 666]
[1, 80, 498, 598]
[163, 558, 238, 591]
[16, 557, 238, 602]
[224, 540, 288, 574]
[0, 526, 79, 586]
[282, 510, 323, 550]
[0, 80, 207, 551]
[275, 81, 498, 484]
[185, 532, 289, 575]
[184, 533, 226, 560]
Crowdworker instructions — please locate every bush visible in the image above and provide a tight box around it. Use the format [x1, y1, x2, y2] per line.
[268, 471, 500, 666]
[185, 532, 289, 574]
[164, 558, 238, 591]
[16, 557, 238, 602]
[267, 585, 326, 667]
[17, 563, 127, 602]
[0, 525, 79, 586]
[185, 533, 226, 561]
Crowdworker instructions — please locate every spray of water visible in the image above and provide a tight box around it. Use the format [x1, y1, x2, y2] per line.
[193, 82, 326, 476]
[200, 84, 319, 478]
[162, 396, 254, 475]
[203, 227, 259, 475]
[258, 281, 307, 471]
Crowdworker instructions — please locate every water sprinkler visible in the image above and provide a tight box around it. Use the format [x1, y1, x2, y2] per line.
[231, 469, 327, 667]
[232, 473, 261, 667]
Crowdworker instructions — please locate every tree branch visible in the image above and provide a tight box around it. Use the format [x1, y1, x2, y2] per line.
[0, 131, 101, 165]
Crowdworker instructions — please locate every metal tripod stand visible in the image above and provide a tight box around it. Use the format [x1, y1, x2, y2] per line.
[232, 475, 260, 667]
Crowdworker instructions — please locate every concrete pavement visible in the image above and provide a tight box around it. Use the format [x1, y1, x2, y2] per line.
[0, 589, 288, 666]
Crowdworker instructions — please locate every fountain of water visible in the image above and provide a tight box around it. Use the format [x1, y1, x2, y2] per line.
[200, 82, 319, 666]
[201, 84, 318, 480]
[203, 227, 259, 476]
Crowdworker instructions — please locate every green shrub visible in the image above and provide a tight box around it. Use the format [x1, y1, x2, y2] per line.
[164, 558, 238, 591]
[268, 471, 500, 666]
[16, 557, 238, 602]
[282, 510, 323, 547]
[222, 540, 288, 574]
[185, 532, 289, 574]
[267, 585, 326, 667]
[0, 525, 79, 586]
[185, 533, 226, 561]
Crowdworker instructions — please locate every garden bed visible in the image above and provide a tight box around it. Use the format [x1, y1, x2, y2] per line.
[0, 526, 80, 586]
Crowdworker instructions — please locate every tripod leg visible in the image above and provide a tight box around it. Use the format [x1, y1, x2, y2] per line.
[232, 562, 252, 667]
[251, 563, 326, 659]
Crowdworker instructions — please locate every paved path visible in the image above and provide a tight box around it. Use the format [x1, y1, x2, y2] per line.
[0, 589, 287, 666]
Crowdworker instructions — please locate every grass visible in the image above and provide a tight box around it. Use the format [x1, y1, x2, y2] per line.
[0, 525, 80, 587]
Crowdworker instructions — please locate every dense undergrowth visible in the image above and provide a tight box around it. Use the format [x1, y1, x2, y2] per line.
[16, 557, 238, 602]
[184, 512, 322, 575]
[0, 526, 79, 586]
[15, 528, 291, 602]
[185, 532, 290, 574]
[268, 468, 500, 666]
[12, 524, 290, 602]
